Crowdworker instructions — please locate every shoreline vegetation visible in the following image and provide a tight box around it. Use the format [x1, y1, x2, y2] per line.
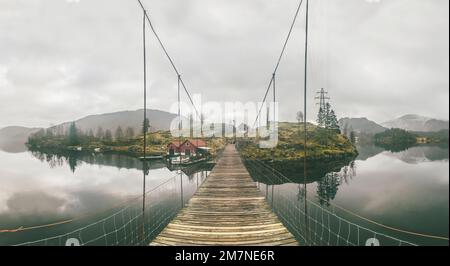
[25, 120, 446, 162]
[239, 122, 358, 161]
[26, 100, 360, 161]
[26, 124, 227, 159]
[373, 128, 449, 152]
[26, 120, 359, 162]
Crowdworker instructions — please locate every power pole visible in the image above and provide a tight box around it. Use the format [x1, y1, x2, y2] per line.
[315, 88, 330, 111]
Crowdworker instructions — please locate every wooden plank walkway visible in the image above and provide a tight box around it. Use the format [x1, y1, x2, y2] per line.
[150, 144, 298, 246]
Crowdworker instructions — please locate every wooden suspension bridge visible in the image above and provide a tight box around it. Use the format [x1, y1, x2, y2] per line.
[150, 144, 299, 246]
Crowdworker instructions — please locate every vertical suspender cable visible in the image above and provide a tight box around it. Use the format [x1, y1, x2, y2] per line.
[178, 74, 181, 154]
[178, 74, 184, 208]
[252, 0, 305, 128]
[303, 0, 310, 245]
[272, 73, 276, 124]
[141, 9, 147, 246]
[178, 75, 181, 132]
[136, 0, 201, 120]
[272, 73, 276, 174]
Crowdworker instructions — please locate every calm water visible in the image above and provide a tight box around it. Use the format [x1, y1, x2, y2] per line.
[0, 144, 448, 246]
[245, 144, 449, 246]
[0, 148, 212, 245]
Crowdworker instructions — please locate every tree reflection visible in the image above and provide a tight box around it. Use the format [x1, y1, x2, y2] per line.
[316, 172, 339, 206]
[316, 161, 356, 206]
[297, 185, 306, 203]
[68, 153, 78, 173]
[30, 149, 80, 172]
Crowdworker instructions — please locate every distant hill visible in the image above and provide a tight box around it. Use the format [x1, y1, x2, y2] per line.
[338, 117, 386, 135]
[0, 109, 178, 150]
[51, 109, 178, 135]
[0, 126, 41, 152]
[382, 114, 449, 132]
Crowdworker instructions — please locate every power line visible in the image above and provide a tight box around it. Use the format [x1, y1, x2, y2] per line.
[253, 0, 305, 128]
[136, 0, 201, 119]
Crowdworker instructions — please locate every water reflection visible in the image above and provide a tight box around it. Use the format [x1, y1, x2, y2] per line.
[246, 158, 356, 207]
[0, 148, 213, 245]
[246, 157, 356, 185]
[374, 142, 416, 153]
[247, 144, 448, 206]
[245, 144, 449, 245]
[387, 144, 449, 164]
[28, 149, 168, 173]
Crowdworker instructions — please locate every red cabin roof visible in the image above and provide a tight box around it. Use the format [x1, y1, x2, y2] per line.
[185, 139, 207, 148]
[167, 140, 183, 148]
[167, 139, 206, 148]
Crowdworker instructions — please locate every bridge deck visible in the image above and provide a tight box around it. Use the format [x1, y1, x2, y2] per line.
[150, 144, 298, 246]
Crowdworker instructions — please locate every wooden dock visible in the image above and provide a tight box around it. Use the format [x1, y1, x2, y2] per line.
[150, 144, 298, 246]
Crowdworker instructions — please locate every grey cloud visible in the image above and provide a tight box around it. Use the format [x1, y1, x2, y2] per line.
[0, 0, 448, 128]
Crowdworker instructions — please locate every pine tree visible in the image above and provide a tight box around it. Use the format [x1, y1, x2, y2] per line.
[125, 127, 135, 140]
[324, 103, 332, 128]
[68, 122, 79, 146]
[317, 102, 339, 131]
[104, 129, 113, 142]
[46, 128, 54, 138]
[350, 131, 356, 144]
[142, 118, 150, 134]
[317, 107, 325, 128]
[96, 127, 104, 140]
[189, 113, 194, 138]
[328, 109, 340, 132]
[88, 129, 95, 140]
[115, 126, 124, 141]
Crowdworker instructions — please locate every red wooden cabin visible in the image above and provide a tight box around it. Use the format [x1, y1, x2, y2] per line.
[167, 139, 207, 157]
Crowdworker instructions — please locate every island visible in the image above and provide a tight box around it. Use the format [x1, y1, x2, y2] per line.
[26, 123, 226, 161]
[239, 122, 358, 161]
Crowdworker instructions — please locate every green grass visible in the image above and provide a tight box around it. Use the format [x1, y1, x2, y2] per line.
[27, 131, 227, 158]
[239, 122, 358, 161]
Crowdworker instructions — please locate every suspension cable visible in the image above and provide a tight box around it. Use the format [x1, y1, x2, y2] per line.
[253, 0, 305, 127]
[136, 0, 200, 119]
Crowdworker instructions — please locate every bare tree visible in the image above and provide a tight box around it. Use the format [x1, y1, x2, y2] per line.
[296, 111, 304, 123]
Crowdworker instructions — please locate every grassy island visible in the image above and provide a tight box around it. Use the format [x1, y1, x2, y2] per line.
[239, 122, 358, 161]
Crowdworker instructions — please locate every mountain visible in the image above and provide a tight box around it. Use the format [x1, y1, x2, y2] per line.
[382, 114, 449, 132]
[51, 109, 178, 135]
[338, 117, 386, 135]
[0, 126, 41, 152]
[424, 119, 450, 132]
[0, 109, 177, 151]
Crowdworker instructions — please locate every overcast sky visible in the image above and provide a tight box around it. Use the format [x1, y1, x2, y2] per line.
[0, 0, 448, 128]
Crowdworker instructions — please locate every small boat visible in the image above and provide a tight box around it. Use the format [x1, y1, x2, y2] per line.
[181, 157, 208, 166]
[139, 155, 163, 161]
[169, 156, 190, 165]
[170, 157, 208, 166]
